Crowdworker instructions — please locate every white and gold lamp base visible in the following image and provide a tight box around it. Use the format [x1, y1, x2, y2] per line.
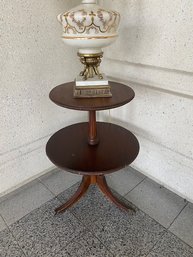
[57, 0, 120, 98]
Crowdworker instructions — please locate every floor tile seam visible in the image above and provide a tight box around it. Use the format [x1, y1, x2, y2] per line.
[0, 213, 9, 231]
[38, 178, 60, 198]
[125, 176, 189, 208]
[4, 199, 192, 255]
[89, 233, 117, 257]
[143, 230, 169, 257]
[38, 179, 81, 208]
[98, 186, 157, 228]
[0, 177, 55, 204]
[5, 196, 60, 228]
[68, 201, 166, 257]
[54, 226, 116, 257]
[69, 209, 99, 233]
[92, 225, 166, 257]
[53, 228, 87, 257]
[123, 177, 147, 197]
[120, 186, 188, 230]
[38, 176, 81, 199]
[145, 228, 193, 255]
[58, 183, 168, 234]
[6, 178, 190, 252]
[9, 210, 86, 257]
[121, 199, 168, 229]
[168, 201, 188, 229]
[54, 182, 84, 207]
[166, 227, 193, 250]
[67, 187, 136, 227]
[6, 203, 87, 257]
[166, 201, 193, 250]
[110, 187, 170, 230]
[55, 181, 81, 201]
[68, 211, 116, 257]
[5, 220, 28, 257]
[0, 180, 57, 226]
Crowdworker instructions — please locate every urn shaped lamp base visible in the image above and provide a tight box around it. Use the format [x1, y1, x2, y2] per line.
[57, 0, 120, 98]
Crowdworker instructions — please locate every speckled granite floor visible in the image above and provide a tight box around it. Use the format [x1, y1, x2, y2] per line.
[0, 169, 193, 257]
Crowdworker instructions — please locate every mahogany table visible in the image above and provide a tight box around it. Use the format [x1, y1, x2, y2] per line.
[46, 81, 140, 214]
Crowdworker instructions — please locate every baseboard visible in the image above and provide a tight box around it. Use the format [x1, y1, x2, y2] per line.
[99, 70, 193, 203]
[103, 58, 193, 98]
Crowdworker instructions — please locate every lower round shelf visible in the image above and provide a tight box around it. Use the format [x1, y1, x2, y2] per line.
[46, 122, 140, 175]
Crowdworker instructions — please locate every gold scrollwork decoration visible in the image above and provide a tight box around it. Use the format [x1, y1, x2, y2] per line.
[61, 8, 120, 35]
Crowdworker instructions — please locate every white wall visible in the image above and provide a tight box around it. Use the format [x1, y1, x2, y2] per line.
[99, 0, 193, 202]
[1, 0, 193, 202]
[0, 0, 85, 196]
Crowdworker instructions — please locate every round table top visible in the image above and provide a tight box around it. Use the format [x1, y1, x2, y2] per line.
[46, 122, 140, 176]
[49, 81, 135, 111]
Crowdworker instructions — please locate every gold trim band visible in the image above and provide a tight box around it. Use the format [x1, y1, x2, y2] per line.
[62, 35, 118, 40]
[78, 52, 103, 57]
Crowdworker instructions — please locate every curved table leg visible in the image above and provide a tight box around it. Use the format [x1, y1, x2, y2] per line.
[55, 175, 90, 214]
[55, 174, 135, 214]
[97, 175, 135, 212]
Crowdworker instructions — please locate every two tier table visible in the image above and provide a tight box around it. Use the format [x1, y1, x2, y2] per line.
[46, 81, 140, 214]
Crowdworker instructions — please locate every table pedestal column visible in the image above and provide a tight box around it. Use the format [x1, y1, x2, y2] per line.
[88, 110, 99, 146]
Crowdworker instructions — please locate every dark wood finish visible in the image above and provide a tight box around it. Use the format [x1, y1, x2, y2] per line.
[55, 175, 135, 214]
[96, 175, 135, 212]
[88, 110, 99, 145]
[49, 81, 135, 111]
[46, 122, 139, 175]
[55, 176, 90, 214]
[47, 81, 140, 213]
